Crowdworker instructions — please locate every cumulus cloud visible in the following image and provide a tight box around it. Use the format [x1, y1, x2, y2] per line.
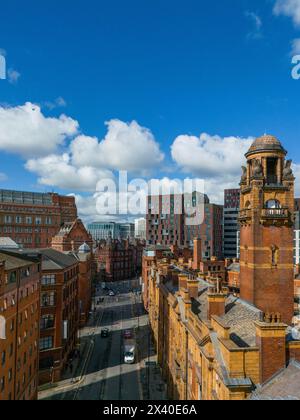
[170, 133, 254, 204]
[25, 154, 114, 191]
[0, 102, 79, 158]
[171, 133, 253, 178]
[70, 119, 164, 173]
[274, 0, 300, 26]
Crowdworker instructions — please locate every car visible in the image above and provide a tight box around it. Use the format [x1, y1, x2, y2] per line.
[109, 291, 115, 297]
[124, 330, 133, 339]
[101, 329, 109, 338]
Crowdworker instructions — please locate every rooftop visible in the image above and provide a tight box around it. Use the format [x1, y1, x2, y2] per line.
[249, 361, 300, 400]
[246, 135, 287, 157]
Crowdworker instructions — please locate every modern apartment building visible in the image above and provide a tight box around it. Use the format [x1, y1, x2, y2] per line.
[0, 190, 77, 249]
[135, 218, 146, 240]
[223, 189, 240, 259]
[146, 193, 223, 259]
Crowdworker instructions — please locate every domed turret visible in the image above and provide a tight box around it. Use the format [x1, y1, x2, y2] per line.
[246, 135, 287, 158]
[78, 242, 91, 253]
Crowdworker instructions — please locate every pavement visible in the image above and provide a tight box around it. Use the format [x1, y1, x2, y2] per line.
[38, 279, 166, 401]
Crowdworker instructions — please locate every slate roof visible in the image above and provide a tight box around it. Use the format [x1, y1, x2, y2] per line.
[227, 262, 240, 273]
[249, 361, 300, 400]
[34, 248, 78, 271]
[0, 252, 35, 270]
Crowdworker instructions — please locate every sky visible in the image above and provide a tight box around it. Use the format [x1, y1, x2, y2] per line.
[1, 0, 300, 223]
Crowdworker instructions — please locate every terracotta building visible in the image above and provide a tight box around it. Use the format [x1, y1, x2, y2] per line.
[0, 190, 77, 249]
[145, 135, 300, 400]
[0, 250, 41, 401]
[37, 249, 79, 385]
[95, 238, 145, 283]
[51, 218, 93, 253]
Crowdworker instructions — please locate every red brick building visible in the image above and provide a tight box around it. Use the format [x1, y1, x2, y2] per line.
[0, 189, 77, 249]
[146, 193, 223, 258]
[37, 249, 79, 385]
[0, 250, 41, 400]
[51, 219, 93, 253]
[95, 239, 145, 283]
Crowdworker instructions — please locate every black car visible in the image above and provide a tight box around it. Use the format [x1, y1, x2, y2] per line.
[101, 329, 109, 338]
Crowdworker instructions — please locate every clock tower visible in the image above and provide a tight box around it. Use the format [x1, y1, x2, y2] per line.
[239, 135, 295, 325]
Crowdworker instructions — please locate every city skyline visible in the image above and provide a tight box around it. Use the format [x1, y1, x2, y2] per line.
[1, 1, 300, 224]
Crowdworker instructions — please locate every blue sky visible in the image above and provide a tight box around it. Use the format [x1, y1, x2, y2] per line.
[1, 0, 300, 221]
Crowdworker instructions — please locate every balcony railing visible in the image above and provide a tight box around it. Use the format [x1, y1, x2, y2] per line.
[261, 208, 289, 219]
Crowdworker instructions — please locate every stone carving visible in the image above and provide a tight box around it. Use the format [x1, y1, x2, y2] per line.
[252, 159, 263, 178]
[283, 160, 294, 180]
[241, 166, 247, 183]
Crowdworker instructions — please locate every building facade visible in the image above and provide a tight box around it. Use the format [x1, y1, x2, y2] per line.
[223, 189, 240, 259]
[135, 218, 147, 240]
[145, 135, 300, 401]
[0, 190, 77, 249]
[38, 249, 79, 385]
[95, 239, 145, 283]
[0, 250, 41, 401]
[146, 193, 223, 258]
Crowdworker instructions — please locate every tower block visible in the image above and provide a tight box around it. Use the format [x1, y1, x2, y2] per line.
[239, 135, 295, 325]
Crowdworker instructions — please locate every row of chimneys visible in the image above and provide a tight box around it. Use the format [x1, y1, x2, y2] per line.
[178, 273, 291, 385]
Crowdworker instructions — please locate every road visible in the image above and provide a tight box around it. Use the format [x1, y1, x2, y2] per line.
[41, 281, 149, 401]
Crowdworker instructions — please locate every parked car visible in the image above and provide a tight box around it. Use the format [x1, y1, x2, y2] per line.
[109, 290, 115, 297]
[101, 329, 109, 338]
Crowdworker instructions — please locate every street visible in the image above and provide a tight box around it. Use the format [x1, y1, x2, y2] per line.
[39, 280, 166, 401]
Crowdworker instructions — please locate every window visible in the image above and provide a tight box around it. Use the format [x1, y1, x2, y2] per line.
[35, 217, 42, 225]
[40, 337, 53, 351]
[25, 216, 32, 224]
[40, 315, 55, 330]
[15, 216, 22, 224]
[41, 292, 56, 307]
[41, 275, 56, 286]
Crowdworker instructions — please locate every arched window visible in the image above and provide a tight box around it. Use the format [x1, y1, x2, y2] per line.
[245, 201, 251, 209]
[0, 316, 6, 340]
[266, 199, 281, 209]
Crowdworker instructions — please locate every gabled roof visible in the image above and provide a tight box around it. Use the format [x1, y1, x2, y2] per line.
[34, 248, 78, 270]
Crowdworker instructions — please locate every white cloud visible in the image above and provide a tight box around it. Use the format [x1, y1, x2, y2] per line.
[0, 173, 7, 182]
[245, 11, 263, 39]
[0, 48, 6, 57]
[291, 38, 300, 55]
[0, 102, 79, 158]
[70, 119, 164, 173]
[171, 133, 253, 178]
[25, 154, 114, 191]
[274, 0, 300, 26]
[171, 133, 254, 204]
[44, 96, 67, 110]
[7, 68, 21, 84]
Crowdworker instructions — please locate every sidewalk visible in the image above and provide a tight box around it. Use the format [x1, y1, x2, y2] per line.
[38, 312, 99, 400]
[134, 300, 166, 400]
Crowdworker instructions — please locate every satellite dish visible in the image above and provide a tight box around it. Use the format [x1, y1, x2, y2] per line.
[291, 327, 300, 341]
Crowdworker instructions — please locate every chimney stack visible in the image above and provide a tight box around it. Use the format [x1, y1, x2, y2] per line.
[255, 321, 287, 384]
[193, 238, 202, 271]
